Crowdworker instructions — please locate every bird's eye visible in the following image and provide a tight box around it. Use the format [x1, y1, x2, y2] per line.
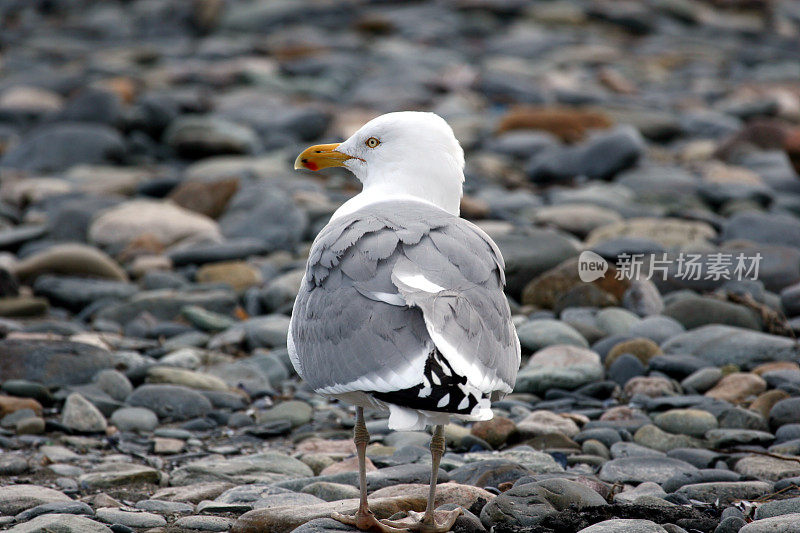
[365, 137, 380, 148]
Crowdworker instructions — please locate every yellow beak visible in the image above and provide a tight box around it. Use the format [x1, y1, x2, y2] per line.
[294, 143, 352, 171]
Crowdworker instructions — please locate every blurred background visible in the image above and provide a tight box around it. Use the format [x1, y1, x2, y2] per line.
[1, 1, 800, 532]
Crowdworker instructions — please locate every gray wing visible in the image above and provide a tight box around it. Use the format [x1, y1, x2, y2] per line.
[289, 200, 520, 396]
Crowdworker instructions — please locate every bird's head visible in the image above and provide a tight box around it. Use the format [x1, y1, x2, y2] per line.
[295, 111, 465, 215]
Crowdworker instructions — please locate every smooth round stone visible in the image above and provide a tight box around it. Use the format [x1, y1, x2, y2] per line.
[770, 398, 800, 428]
[573, 428, 622, 448]
[514, 345, 603, 394]
[740, 513, 800, 533]
[613, 482, 667, 505]
[675, 481, 774, 505]
[1, 380, 53, 404]
[718, 407, 768, 431]
[5, 514, 112, 532]
[649, 354, 712, 380]
[0, 453, 29, 475]
[301, 482, 361, 502]
[255, 400, 312, 428]
[607, 353, 646, 386]
[596, 308, 641, 336]
[95, 507, 166, 528]
[653, 409, 718, 438]
[173, 515, 233, 531]
[633, 425, 704, 452]
[735, 455, 800, 482]
[627, 316, 685, 344]
[134, 500, 194, 514]
[599, 457, 697, 484]
[666, 448, 723, 469]
[661, 325, 800, 369]
[577, 519, 667, 533]
[754, 496, 800, 520]
[606, 338, 662, 368]
[61, 393, 107, 433]
[515, 319, 588, 351]
[662, 469, 742, 493]
[126, 384, 212, 421]
[517, 410, 579, 438]
[93, 370, 133, 402]
[681, 367, 722, 393]
[713, 516, 746, 533]
[663, 295, 761, 331]
[775, 424, 800, 443]
[110, 407, 158, 433]
[0, 484, 71, 515]
[610, 442, 665, 459]
[13, 500, 94, 522]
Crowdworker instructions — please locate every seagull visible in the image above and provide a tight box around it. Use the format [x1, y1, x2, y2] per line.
[289, 111, 520, 533]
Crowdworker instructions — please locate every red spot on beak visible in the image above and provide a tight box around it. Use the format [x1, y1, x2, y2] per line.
[305, 161, 318, 171]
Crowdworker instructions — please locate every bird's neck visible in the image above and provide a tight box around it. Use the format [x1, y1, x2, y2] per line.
[331, 178, 462, 221]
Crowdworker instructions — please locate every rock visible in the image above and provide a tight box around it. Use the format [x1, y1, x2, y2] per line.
[614, 482, 667, 505]
[527, 126, 644, 182]
[6, 514, 112, 533]
[628, 316, 685, 344]
[152, 482, 235, 504]
[521, 255, 628, 309]
[675, 481, 774, 505]
[79, 463, 161, 489]
[596, 308, 641, 336]
[244, 315, 291, 349]
[218, 183, 307, 252]
[514, 345, 603, 394]
[95, 507, 166, 528]
[653, 409, 719, 437]
[662, 469, 742, 493]
[663, 296, 761, 331]
[174, 515, 234, 531]
[14, 500, 94, 522]
[34, 276, 137, 312]
[256, 400, 312, 428]
[599, 457, 698, 484]
[661, 325, 800, 369]
[608, 353, 646, 386]
[96, 288, 236, 323]
[165, 115, 260, 157]
[681, 368, 723, 393]
[302, 482, 361, 502]
[532, 204, 623, 238]
[754, 496, 800, 520]
[168, 178, 240, 219]
[127, 384, 213, 421]
[517, 410, 580, 438]
[0, 395, 42, 416]
[633, 425, 704, 452]
[0, 485, 71, 515]
[723, 212, 800, 248]
[586, 218, 716, 248]
[147, 366, 230, 391]
[735, 455, 800, 482]
[170, 452, 313, 486]
[0, 339, 118, 387]
[706, 373, 767, 404]
[110, 407, 158, 432]
[471, 416, 517, 449]
[577, 519, 667, 533]
[516, 319, 589, 351]
[0, 123, 124, 172]
[496, 106, 612, 142]
[89, 200, 221, 250]
[606, 338, 662, 368]
[196, 261, 262, 292]
[624, 377, 677, 398]
[740, 513, 800, 533]
[494, 231, 581, 298]
[13, 244, 127, 282]
[480, 479, 606, 530]
[61, 393, 107, 433]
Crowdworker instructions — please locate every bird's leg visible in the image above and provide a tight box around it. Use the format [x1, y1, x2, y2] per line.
[331, 407, 409, 533]
[380, 425, 462, 533]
